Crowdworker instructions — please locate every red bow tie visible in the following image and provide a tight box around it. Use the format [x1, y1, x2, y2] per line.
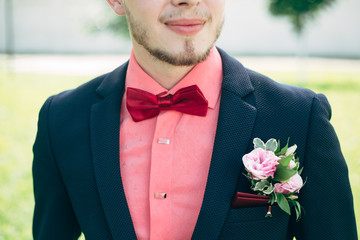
[126, 85, 208, 122]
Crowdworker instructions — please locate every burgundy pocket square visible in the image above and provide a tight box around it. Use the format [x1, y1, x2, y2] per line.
[231, 192, 270, 208]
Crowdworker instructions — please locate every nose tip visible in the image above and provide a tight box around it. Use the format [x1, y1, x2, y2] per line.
[171, 0, 201, 7]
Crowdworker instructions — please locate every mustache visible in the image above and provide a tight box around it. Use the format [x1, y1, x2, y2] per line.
[159, 10, 212, 23]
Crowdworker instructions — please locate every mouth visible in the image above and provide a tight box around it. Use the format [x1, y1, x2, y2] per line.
[165, 19, 206, 36]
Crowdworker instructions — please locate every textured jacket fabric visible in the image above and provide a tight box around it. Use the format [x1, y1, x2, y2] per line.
[32, 48, 357, 240]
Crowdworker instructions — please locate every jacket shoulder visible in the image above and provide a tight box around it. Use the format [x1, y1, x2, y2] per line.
[50, 73, 107, 108]
[243, 68, 332, 120]
[246, 68, 317, 104]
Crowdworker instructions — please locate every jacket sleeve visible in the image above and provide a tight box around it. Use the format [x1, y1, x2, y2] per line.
[289, 94, 358, 239]
[32, 96, 81, 240]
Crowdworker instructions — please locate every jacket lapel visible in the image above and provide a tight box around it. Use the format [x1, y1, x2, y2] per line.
[192, 49, 257, 239]
[90, 62, 137, 239]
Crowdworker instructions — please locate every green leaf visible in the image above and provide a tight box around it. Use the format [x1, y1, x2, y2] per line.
[294, 201, 302, 221]
[251, 179, 257, 189]
[294, 162, 300, 171]
[270, 193, 276, 205]
[284, 192, 299, 198]
[265, 139, 278, 152]
[277, 193, 291, 215]
[301, 205, 306, 215]
[273, 166, 297, 182]
[275, 140, 281, 154]
[253, 138, 265, 149]
[288, 199, 295, 207]
[278, 154, 294, 168]
[288, 200, 303, 222]
[298, 167, 304, 175]
[276, 138, 290, 156]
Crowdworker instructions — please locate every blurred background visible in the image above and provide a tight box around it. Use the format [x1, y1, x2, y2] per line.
[1, 0, 359, 56]
[0, 0, 359, 239]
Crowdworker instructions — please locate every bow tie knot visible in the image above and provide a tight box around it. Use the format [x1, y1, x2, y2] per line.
[157, 95, 173, 109]
[126, 85, 208, 122]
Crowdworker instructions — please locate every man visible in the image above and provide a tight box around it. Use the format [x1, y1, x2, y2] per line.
[32, 0, 357, 239]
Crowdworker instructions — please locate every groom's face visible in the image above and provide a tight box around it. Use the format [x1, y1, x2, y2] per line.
[111, 0, 226, 66]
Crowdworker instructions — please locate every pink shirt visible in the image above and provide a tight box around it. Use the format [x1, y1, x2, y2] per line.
[119, 47, 223, 240]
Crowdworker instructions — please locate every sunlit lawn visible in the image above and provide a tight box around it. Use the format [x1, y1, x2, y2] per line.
[0, 66, 359, 239]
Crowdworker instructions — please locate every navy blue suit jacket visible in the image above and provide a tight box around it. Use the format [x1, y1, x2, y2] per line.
[33, 49, 357, 239]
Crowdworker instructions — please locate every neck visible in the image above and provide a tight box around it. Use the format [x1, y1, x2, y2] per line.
[132, 44, 195, 90]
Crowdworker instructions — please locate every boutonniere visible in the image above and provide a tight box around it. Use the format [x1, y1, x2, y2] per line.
[242, 138, 305, 221]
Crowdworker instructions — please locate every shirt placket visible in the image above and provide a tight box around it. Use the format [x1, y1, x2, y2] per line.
[149, 111, 176, 240]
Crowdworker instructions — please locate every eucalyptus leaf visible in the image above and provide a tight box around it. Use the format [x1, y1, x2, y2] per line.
[263, 184, 274, 195]
[277, 193, 291, 215]
[265, 139, 278, 152]
[253, 180, 269, 191]
[253, 138, 266, 149]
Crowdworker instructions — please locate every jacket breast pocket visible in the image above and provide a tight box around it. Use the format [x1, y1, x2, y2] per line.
[218, 205, 291, 240]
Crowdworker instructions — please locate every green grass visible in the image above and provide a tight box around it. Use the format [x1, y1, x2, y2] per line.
[0, 71, 91, 240]
[0, 68, 359, 239]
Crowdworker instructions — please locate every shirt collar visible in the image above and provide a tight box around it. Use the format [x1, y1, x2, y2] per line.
[125, 46, 223, 109]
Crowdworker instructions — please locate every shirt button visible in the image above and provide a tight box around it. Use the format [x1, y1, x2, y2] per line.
[154, 193, 167, 199]
[158, 138, 170, 145]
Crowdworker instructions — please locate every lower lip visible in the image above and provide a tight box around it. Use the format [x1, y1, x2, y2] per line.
[166, 24, 204, 36]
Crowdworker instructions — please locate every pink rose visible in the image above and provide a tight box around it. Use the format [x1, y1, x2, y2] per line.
[274, 173, 303, 194]
[242, 148, 280, 180]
